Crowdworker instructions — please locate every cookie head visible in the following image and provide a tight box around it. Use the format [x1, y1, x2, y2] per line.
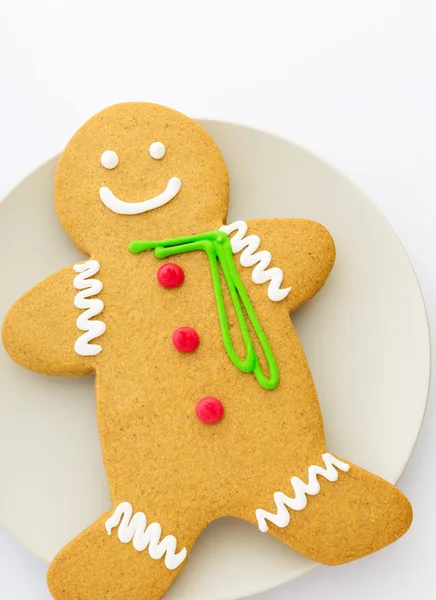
[54, 102, 229, 254]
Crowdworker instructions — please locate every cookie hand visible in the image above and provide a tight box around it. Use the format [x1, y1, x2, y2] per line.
[2, 262, 103, 376]
[222, 218, 335, 313]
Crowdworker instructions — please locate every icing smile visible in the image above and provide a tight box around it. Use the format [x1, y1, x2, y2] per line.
[99, 177, 182, 215]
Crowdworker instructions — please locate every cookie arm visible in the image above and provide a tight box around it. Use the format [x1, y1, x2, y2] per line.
[2, 262, 104, 376]
[222, 219, 335, 313]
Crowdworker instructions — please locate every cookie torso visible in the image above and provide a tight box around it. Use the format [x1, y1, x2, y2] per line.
[95, 241, 325, 530]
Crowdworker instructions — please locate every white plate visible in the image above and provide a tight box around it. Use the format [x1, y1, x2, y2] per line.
[0, 120, 430, 600]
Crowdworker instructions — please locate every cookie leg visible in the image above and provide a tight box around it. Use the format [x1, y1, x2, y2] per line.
[252, 454, 412, 565]
[47, 506, 196, 600]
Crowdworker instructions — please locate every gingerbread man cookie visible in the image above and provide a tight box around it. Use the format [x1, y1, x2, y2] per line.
[2, 103, 412, 600]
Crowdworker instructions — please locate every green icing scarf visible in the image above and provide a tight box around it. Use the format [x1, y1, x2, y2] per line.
[129, 230, 279, 391]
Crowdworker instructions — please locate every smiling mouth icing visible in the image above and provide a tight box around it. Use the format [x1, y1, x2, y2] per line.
[99, 177, 182, 215]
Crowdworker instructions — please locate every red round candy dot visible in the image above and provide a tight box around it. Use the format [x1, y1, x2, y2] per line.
[172, 327, 200, 353]
[157, 263, 184, 288]
[196, 397, 224, 424]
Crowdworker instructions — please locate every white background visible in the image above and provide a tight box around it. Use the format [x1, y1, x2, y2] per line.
[0, 1, 434, 599]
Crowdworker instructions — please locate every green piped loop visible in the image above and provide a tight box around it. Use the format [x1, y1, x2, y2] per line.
[129, 231, 279, 391]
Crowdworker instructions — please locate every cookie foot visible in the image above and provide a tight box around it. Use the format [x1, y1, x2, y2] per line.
[251, 454, 412, 565]
[47, 509, 191, 600]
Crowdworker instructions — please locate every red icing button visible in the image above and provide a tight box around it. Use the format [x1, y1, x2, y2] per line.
[196, 397, 224, 424]
[172, 327, 200, 352]
[157, 263, 184, 288]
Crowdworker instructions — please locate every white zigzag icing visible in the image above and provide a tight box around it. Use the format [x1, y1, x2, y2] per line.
[73, 260, 106, 356]
[255, 453, 350, 532]
[105, 502, 187, 570]
[219, 220, 291, 302]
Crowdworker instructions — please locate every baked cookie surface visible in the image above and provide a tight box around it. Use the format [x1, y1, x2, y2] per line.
[2, 103, 412, 600]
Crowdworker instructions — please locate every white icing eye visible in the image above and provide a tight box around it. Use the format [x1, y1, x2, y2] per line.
[101, 150, 119, 169]
[149, 141, 166, 160]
